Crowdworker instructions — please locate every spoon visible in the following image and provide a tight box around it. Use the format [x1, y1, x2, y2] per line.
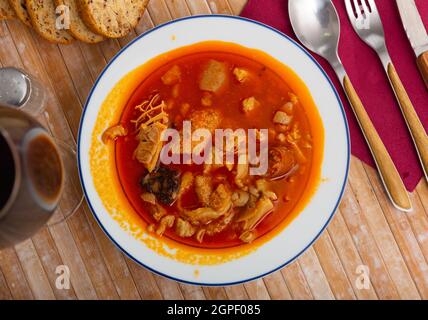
[289, 0, 412, 212]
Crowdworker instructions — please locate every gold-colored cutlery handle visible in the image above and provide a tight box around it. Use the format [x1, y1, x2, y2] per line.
[387, 63, 428, 180]
[417, 51, 428, 90]
[343, 75, 411, 211]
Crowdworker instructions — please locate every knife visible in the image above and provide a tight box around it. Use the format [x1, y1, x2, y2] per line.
[397, 0, 428, 89]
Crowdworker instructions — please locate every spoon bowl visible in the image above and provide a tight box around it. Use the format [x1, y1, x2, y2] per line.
[289, 0, 341, 65]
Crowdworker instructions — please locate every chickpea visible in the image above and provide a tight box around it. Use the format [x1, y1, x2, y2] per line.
[276, 133, 287, 143]
[280, 102, 294, 115]
[201, 92, 213, 107]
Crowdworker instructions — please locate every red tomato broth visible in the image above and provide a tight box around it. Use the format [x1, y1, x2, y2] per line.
[115, 42, 323, 249]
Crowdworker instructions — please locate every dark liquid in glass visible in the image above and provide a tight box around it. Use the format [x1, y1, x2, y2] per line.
[0, 133, 15, 210]
[26, 134, 63, 204]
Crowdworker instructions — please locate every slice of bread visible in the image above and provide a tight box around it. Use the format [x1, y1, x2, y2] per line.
[0, 0, 15, 19]
[77, 0, 149, 38]
[55, 0, 104, 43]
[8, 0, 31, 26]
[26, 0, 74, 44]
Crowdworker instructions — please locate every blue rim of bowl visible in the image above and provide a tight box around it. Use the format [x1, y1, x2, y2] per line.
[77, 14, 351, 286]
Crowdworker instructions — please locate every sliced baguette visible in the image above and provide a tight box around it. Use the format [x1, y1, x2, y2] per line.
[26, 0, 74, 44]
[8, 0, 31, 26]
[77, 0, 148, 38]
[0, 0, 15, 19]
[55, 0, 104, 43]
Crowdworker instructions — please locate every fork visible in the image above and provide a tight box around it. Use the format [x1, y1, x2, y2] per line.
[345, 0, 428, 183]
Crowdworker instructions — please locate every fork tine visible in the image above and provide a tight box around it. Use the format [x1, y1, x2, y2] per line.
[344, 0, 356, 21]
[367, 0, 378, 14]
[352, 0, 362, 18]
[360, 0, 370, 15]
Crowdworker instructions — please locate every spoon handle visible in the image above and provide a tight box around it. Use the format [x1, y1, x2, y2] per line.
[342, 75, 412, 212]
[386, 63, 428, 182]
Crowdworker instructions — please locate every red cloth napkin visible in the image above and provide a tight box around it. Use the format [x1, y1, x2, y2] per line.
[241, 0, 428, 191]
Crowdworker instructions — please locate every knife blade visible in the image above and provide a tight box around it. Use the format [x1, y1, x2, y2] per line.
[397, 0, 428, 88]
[397, 0, 428, 56]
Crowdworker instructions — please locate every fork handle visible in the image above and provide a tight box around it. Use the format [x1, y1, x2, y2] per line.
[417, 51, 428, 89]
[343, 75, 411, 211]
[387, 62, 428, 180]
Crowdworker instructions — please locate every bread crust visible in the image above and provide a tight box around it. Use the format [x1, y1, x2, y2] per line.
[55, 0, 104, 43]
[26, 0, 74, 44]
[8, 0, 31, 26]
[77, 0, 149, 38]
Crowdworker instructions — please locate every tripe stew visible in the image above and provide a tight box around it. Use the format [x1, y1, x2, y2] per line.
[102, 42, 323, 249]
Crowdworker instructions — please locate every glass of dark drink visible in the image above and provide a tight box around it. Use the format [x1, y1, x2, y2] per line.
[0, 72, 82, 248]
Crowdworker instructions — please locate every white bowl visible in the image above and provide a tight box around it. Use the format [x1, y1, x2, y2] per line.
[78, 15, 350, 286]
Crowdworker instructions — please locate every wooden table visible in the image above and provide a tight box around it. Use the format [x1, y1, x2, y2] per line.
[1, 0, 428, 300]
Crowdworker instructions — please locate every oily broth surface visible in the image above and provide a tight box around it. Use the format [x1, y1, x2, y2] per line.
[115, 51, 314, 249]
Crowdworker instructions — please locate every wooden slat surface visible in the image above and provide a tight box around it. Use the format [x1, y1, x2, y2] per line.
[0, 0, 427, 300]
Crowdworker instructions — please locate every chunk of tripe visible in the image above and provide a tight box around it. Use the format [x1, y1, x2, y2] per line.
[156, 215, 175, 236]
[189, 109, 222, 134]
[161, 65, 181, 85]
[101, 124, 127, 143]
[175, 218, 196, 238]
[195, 175, 213, 206]
[233, 67, 250, 83]
[237, 196, 274, 230]
[242, 96, 260, 113]
[199, 60, 228, 93]
[273, 111, 292, 125]
[134, 122, 167, 172]
[183, 207, 223, 225]
[209, 184, 232, 214]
